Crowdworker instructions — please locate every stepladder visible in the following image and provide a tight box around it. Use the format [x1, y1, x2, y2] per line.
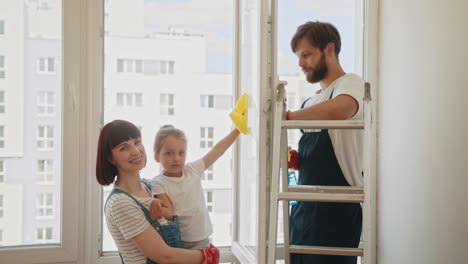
[266, 81, 376, 264]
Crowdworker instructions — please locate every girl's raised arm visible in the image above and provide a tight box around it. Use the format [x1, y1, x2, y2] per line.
[202, 129, 240, 169]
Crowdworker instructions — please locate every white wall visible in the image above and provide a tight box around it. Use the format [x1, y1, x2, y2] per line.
[378, 0, 468, 263]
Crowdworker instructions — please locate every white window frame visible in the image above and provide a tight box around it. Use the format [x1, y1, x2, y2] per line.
[36, 227, 53, 243]
[37, 91, 56, 116]
[37, 125, 54, 150]
[37, 57, 56, 74]
[0, 1, 81, 262]
[82, 0, 379, 263]
[37, 159, 54, 184]
[116, 92, 142, 107]
[160, 93, 174, 116]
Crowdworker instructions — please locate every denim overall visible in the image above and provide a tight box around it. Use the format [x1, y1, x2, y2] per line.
[106, 181, 182, 264]
[289, 90, 362, 264]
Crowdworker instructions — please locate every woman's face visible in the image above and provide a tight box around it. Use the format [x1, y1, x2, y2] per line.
[109, 137, 146, 174]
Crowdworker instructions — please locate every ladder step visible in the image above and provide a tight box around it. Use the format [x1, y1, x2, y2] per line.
[278, 192, 363, 203]
[282, 120, 364, 129]
[289, 185, 363, 194]
[289, 245, 363, 257]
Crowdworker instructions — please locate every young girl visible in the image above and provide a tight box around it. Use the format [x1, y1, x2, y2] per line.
[96, 120, 219, 263]
[149, 125, 240, 249]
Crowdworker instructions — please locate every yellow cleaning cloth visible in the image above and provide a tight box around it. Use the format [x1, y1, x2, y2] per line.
[229, 93, 248, 134]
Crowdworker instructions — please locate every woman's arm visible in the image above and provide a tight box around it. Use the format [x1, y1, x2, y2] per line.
[133, 225, 204, 264]
[154, 193, 174, 220]
[202, 129, 240, 169]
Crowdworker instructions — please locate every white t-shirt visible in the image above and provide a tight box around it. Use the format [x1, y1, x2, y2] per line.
[151, 159, 213, 242]
[105, 190, 153, 264]
[303, 73, 364, 187]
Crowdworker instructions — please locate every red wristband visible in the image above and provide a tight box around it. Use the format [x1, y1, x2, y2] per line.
[286, 110, 291, 120]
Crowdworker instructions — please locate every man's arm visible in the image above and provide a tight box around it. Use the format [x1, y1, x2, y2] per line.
[289, 94, 359, 120]
[202, 129, 240, 169]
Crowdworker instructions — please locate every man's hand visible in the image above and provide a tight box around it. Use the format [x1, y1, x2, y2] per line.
[149, 198, 168, 220]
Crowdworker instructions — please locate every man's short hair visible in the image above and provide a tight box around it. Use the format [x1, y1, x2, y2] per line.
[291, 21, 341, 56]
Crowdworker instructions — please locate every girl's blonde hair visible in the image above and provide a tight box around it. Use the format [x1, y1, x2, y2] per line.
[153, 125, 187, 154]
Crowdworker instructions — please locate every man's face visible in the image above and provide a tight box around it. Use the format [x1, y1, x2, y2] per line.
[295, 38, 328, 83]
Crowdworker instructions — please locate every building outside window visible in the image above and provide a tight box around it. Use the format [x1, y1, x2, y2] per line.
[37, 160, 54, 184]
[0, 20, 4, 35]
[37, 91, 55, 116]
[0, 195, 3, 218]
[205, 191, 213, 213]
[116, 59, 143, 73]
[116, 92, 143, 107]
[0, 55, 4, 79]
[203, 166, 214, 181]
[36, 193, 53, 218]
[37, 125, 54, 150]
[0, 160, 4, 183]
[200, 95, 214, 108]
[0, 91, 4, 113]
[0, 230, 3, 246]
[36, 227, 53, 243]
[37, 57, 55, 74]
[0, 126, 4, 148]
[200, 127, 214, 149]
[160, 93, 174, 116]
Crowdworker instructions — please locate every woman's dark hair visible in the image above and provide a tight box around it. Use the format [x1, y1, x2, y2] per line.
[96, 120, 141, 186]
[291, 21, 341, 56]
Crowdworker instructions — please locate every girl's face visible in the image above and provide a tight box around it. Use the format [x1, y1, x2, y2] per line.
[110, 137, 146, 174]
[155, 136, 187, 177]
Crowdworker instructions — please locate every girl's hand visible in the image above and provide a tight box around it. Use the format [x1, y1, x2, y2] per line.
[149, 198, 168, 220]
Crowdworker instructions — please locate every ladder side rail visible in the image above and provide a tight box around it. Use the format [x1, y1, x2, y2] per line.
[363, 83, 376, 264]
[288, 185, 363, 194]
[280, 127, 290, 264]
[267, 84, 286, 264]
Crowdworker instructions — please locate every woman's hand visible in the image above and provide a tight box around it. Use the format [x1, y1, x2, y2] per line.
[198, 244, 220, 264]
[149, 198, 168, 220]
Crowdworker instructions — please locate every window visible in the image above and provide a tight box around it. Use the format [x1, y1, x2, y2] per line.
[116, 92, 143, 107]
[200, 127, 214, 148]
[0, 195, 3, 218]
[0, 230, 3, 246]
[0, 160, 4, 183]
[0, 20, 4, 35]
[36, 193, 53, 218]
[160, 93, 174, 116]
[200, 95, 214, 108]
[203, 166, 214, 181]
[0, 91, 4, 113]
[37, 125, 54, 150]
[205, 191, 213, 213]
[37, 160, 54, 184]
[37, 58, 55, 74]
[37, 91, 55, 116]
[36, 227, 53, 243]
[116, 59, 143, 73]
[0, 55, 4, 79]
[0, 126, 4, 148]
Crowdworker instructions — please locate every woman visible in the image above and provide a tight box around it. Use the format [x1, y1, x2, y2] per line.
[96, 120, 219, 264]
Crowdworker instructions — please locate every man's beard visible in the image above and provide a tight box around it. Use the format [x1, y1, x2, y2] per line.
[305, 55, 327, 83]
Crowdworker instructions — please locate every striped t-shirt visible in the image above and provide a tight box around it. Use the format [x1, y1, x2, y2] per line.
[105, 191, 154, 264]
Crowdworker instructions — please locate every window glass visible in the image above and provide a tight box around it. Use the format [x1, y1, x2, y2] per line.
[102, 0, 234, 251]
[0, 0, 62, 247]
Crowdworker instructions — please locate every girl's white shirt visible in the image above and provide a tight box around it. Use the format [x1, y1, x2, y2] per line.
[148, 159, 213, 242]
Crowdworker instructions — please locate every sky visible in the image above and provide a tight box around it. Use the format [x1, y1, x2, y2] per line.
[143, 0, 363, 75]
